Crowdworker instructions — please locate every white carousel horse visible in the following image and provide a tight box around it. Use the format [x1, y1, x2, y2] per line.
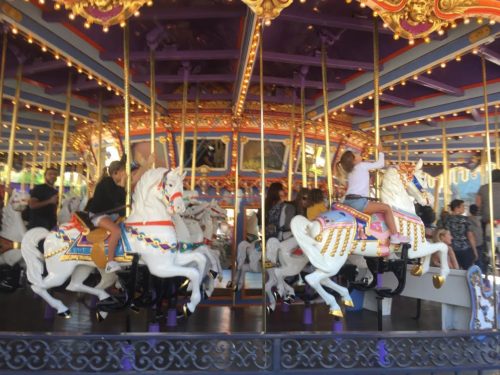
[291, 160, 449, 317]
[58, 195, 83, 225]
[21, 167, 206, 319]
[197, 199, 226, 278]
[0, 190, 29, 267]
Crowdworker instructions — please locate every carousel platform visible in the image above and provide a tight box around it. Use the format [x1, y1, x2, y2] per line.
[0, 287, 499, 374]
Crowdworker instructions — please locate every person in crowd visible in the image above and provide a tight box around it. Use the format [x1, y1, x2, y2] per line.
[277, 188, 310, 241]
[27, 167, 59, 230]
[469, 204, 488, 273]
[431, 228, 459, 269]
[307, 188, 328, 220]
[436, 209, 449, 229]
[262, 182, 286, 240]
[338, 144, 409, 244]
[292, 188, 310, 217]
[476, 169, 500, 225]
[444, 199, 478, 270]
[87, 154, 153, 273]
[415, 203, 436, 241]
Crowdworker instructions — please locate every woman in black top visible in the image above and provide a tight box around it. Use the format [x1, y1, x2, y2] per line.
[88, 154, 153, 273]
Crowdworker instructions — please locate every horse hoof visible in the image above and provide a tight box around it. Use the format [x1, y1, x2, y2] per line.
[58, 310, 72, 319]
[266, 306, 274, 315]
[272, 291, 280, 301]
[209, 270, 218, 279]
[411, 264, 423, 277]
[329, 309, 343, 318]
[96, 311, 105, 322]
[226, 281, 233, 289]
[180, 278, 190, 290]
[182, 304, 193, 319]
[342, 299, 354, 308]
[129, 304, 140, 314]
[432, 275, 445, 289]
[217, 275, 223, 282]
[283, 297, 293, 305]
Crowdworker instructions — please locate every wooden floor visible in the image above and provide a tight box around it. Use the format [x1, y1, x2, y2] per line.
[0, 286, 443, 333]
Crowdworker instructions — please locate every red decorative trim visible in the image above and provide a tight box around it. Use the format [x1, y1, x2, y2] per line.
[126, 221, 175, 227]
[170, 192, 183, 201]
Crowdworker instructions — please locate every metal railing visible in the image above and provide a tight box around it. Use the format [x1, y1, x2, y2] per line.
[0, 330, 499, 373]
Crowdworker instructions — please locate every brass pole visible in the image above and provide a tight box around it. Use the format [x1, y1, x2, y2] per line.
[257, 22, 267, 332]
[232, 125, 240, 307]
[481, 56, 497, 326]
[300, 79, 307, 188]
[58, 72, 72, 212]
[150, 48, 156, 168]
[494, 108, 499, 167]
[30, 133, 39, 189]
[47, 120, 54, 170]
[97, 93, 104, 178]
[321, 41, 333, 206]
[397, 128, 402, 164]
[373, 17, 381, 199]
[190, 85, 200, 190]
[179, 64, 189, 174]
[123, 22, 132, 216]
[4, 65, 22, 206]
[405, 143, 409, 162]
[313, 122, 318, 189]
[433, 175, 440, 214]
[0, 33, 8, 129]
[42, 148, 47, 173]
[20, 157, 26, 192]
[441, 124, 449, 210]
[287, 91, 295, 200]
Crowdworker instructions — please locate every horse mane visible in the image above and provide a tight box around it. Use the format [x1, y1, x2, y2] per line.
[132, 168, 168, 209]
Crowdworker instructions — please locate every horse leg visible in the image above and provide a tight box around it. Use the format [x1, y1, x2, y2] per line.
[320, 277, 354, 308]
[33, 267, 75, 315]
[67, 266, 110, 301]
[265, 268, 277, 312]
[304, 270, 343, 317]
[420, 254, 431, 274]
[95, 269, 118, 291]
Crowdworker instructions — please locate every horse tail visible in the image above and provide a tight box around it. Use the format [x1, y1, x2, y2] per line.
[236, 241, 250, 267]
[21, 227, 49, 286]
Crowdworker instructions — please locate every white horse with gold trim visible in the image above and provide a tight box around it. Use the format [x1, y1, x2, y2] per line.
[291, 160, 449, 317]
[21, 168, 206, 319]
[0, 190, 29, 267]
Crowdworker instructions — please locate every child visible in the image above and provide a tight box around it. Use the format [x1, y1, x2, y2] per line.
[338, 144, 409, 244]
[87, 154, 154, 273]
[431, 228, 459, 269]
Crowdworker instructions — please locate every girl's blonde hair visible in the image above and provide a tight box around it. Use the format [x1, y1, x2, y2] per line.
[432, 228, 449, 243]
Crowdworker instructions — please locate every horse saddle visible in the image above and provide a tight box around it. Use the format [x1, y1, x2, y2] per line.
[70, 212, 109, 269]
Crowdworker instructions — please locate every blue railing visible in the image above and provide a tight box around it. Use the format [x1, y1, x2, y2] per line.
[0, 330, 498, 373]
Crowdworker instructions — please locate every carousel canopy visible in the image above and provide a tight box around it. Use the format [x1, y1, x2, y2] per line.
[0, 0, 497, 171]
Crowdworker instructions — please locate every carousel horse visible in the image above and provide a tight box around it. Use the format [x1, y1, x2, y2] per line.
[21, 167, 206, 319]
[58, 195, 84, 225]
[0, 190, 29, 292]
[291, 159, 449, 317]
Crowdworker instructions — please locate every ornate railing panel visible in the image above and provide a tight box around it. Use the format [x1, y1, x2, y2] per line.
[0, 331, 498, 373]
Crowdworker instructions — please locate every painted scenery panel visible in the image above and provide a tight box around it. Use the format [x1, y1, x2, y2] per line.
[184, 138, 226, 169]
[241, 140, 286, 172]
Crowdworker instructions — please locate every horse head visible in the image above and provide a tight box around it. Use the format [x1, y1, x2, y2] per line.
[64, 195, 82, 214]
[161, 167, 186, 215]
[209, 199, 227, 220]
[10, 190, 29, 212]
[406, 159, 434, 207]
[184, 200, 209, 219]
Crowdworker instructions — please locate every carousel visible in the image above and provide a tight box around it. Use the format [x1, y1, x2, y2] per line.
[0, 0, 498, 373]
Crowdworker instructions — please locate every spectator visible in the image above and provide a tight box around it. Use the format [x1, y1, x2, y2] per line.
[475, 169, 500, 224]
[415, 203, 436, 240]
[444, 199, 478, 270]
[262, 182, 286, 240]
[307, 189, 327, 220]
[469, 204, 488, 273]
[27, 167, 59, 230]
[431, 228, 459, 269]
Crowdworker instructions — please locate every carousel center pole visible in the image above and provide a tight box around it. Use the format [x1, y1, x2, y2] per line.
[30, 133, 39, 190]
[300, 72, 307, 188]
[150, 48, 156, 168]
[97, 93, 104, 178]
[190, 85, 200, 190]
[287, 90, 296, 201]
[480, 56, 497, 327]
[257, 21, 267, 333]
[0, 33, 7, 136]
[373, 17, 381, 199]
[20, 157, 26, 192]
[58, 72, 72, 212]
[124, 21, 132, 216]
[494, 108, 499, 168]
[179, 63, 189, 175]
[4, 64, 22, 206]
[321, 40, 333, 207]
[232, 123, 240, 306]
[441, 124, 449, 210]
